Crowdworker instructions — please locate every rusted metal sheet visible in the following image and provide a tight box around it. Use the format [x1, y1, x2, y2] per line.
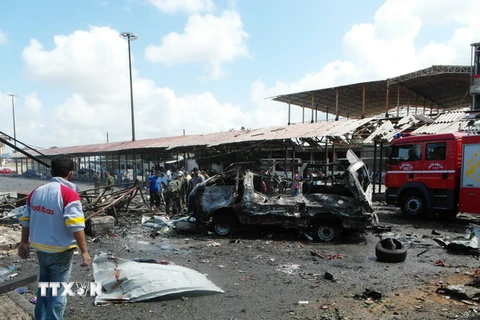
[207, 119, 372, 147]
[11, 110, 472, 159]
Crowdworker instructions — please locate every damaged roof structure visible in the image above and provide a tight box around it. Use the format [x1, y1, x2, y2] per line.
[6, 64, 480, 178]
[271, 65, 473, 120]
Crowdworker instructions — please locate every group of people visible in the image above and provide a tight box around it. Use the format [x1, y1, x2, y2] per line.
[256, 168, 325, 196]
[14, 160, 217, 319]
[147, 167, 208, 215]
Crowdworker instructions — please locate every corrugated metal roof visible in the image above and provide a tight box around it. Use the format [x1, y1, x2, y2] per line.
[434, 111, 467, 123]
[166, 130, 246, 150]
[413, 114, 435, 124]
[207, 118, 372, 147]
[411, 110, 468, 134]
[16, 110, 473, 159]
[412, 122, 463, 134]
[364, 121, 395, 143]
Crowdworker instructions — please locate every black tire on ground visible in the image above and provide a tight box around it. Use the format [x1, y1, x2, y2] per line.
[314, 221, 340, 242]
[211, 214, 237, 236]
[375, 238, 407, 263]
[400, 191, 427, 218]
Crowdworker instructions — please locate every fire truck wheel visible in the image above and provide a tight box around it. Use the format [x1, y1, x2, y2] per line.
[400, 191, 426, 217]
[375, 238, 407, 263]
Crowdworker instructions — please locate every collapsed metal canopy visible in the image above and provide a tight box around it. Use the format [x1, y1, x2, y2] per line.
[271, 65, 472, 119]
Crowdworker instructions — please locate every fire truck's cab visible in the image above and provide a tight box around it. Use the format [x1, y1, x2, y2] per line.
[385, 133, 466, 218]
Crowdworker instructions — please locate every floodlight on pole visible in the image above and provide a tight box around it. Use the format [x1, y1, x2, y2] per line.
[7, 93, 18, 173]
[120, 32, 138, 141]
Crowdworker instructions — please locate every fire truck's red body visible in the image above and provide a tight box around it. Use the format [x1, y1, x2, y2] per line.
[385, 132, 480, 218]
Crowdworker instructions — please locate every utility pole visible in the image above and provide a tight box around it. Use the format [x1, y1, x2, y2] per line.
[120, 32, 138, 141]
[7, 93, 18, 174]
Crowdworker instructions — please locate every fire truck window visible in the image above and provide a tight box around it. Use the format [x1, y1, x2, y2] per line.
[389, 146, 401, 164]
[396, 145, 421, 162]
[426, 143, 446, 160]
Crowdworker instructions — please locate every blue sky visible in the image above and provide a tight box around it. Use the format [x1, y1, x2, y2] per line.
[0, 0, 479, 151]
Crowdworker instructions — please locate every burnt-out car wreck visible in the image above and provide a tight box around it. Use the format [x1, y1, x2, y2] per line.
[188, 150, 378, 241]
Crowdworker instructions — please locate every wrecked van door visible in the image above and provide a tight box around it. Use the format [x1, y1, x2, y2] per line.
[344, 149, 374, 213]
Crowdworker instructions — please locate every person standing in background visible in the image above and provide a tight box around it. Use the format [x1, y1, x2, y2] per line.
[148, 170, 162, 210]
[105, 171, 115, 191]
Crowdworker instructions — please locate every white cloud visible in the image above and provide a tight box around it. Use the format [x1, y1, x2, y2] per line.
[10, 0, 480, 151]
[0, 30, 7, 45]
[249, 0, 480, 125]
[24, 93, 43, 114]
[342, 0, 480, 78]
[146, 0, 214, 14]
[17, 26, 251, 148]
[145, 10, 249, 79]
[22, 26, 132, 103]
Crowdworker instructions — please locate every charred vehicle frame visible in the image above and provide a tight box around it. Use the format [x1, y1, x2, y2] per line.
[188, 150, 378, 241]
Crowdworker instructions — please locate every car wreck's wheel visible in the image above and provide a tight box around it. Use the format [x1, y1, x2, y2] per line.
[314, 222, 340, 242]
[375, 238, 407, 263]
[400, 191, 426, 218]
[211, 214, 236, 236]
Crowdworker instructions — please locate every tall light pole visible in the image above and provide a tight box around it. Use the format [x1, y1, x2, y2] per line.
[120, 32, 138, 141]
[7, 93, 18, 173]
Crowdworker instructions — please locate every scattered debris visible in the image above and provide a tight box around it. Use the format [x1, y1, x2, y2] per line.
[86, 215, 115, 237]
[80, 183, 151, 222]
[433, 260, 449, 267]
[14, 287, 27, 294]
[433, 225, 480, 254]
[0, 193, 26, 219]
[0, 226, 21, 251]
[141, 215, 172, 229]
[92, 253, 224, 304]
[354, 288, 382, 301]
[466, 277, 480, 288]
[417, 248, 430, 257]
[324, 272, 334, 281]
[436, 284, 480, 300]
[309, 250, 324, 258]
[171, 216, 197, 232]
[0, 206, 24, 222]
[0, 265, 16, 282]
[327, 253, 343, 260]
[1, 183, 153, 226]
[276, 264, 300, 275]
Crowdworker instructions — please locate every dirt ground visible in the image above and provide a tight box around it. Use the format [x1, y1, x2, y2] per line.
[2, 176, 480, 320]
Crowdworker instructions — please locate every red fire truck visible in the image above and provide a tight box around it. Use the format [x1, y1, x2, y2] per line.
[385, 132, 480, 218]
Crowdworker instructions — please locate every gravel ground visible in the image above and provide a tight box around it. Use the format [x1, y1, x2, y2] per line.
[2, 176, 480, 320]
